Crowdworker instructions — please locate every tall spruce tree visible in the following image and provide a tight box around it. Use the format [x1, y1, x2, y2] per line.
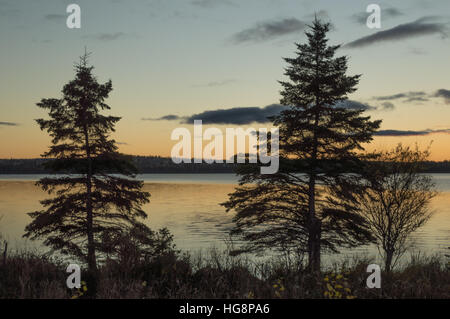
[222, 19, 381, 271]
[24, 53, 150, 290]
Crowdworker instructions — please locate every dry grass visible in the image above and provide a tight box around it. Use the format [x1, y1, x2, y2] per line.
[0, 244, 448, 299]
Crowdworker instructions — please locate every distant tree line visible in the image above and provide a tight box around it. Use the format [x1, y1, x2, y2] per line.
[0, 157, 236, 174]
[1, 157, 450, 174]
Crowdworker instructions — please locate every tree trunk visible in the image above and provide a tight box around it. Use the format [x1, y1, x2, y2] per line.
[307, 174, 321, 272]
[308, 218, 321, 271]
[311, 217, 321, 271]
[2, 241, 7, 266]
[83, 123, 97, 297]
[385, 250, 394, 273]
[308, 97, 321, 272]
[83, 124, 96, 272]
[86, 176, 96, 272]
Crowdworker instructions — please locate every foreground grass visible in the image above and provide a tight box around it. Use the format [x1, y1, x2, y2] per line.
[0, 246, 448, 299]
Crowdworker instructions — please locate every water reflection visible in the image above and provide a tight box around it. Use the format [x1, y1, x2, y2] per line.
[0, 175, 448, 264]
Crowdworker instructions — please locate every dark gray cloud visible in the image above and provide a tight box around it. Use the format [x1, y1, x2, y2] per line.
[188, 104, 287, 125]
[373, 91, 428, 102]
[83, 32, 127, 42]
[230, 18, 306, 44]
[143, 104, 286, 125]
[0, 121, 19, 126]
[373, 89, 450, 105]
[405, 96, 429, 103]
[375, 128, 450, 136]
[143, 115, 182, 121]
[351, 7, 403, 25]
[337, 100, 395, 111]
[191, 0, 234, 8]
[434, 89, 450, 104]
[334, 100, 377, 111]
[144, 100, 377, 125]
[345, 16, 449, 48]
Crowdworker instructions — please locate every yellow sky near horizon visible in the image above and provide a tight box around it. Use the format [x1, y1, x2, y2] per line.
[1, 119, 449, 161]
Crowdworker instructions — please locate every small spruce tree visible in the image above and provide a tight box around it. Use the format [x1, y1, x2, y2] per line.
[24, 53, 150, 294]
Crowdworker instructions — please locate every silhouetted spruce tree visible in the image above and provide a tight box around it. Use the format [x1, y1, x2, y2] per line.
[222, 19, 381, 271]
[24, 53, 150, 294]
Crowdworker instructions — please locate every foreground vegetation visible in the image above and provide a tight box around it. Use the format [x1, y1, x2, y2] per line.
[0, 245, 448, 299]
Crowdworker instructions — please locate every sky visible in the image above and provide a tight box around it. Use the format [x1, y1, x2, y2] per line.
[0, 0, 449, 160]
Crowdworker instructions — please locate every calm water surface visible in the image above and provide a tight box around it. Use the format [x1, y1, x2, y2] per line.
[0, 174, 448, 264]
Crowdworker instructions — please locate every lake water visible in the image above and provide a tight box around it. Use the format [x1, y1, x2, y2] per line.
[0, 174, 448, 265]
